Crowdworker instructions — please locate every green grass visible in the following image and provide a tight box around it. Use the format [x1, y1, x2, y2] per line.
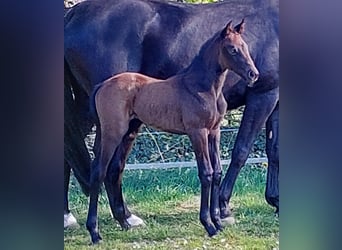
[64, 165, 279, 249]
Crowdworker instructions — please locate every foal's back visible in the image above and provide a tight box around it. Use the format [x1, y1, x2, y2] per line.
[97, 72, 187, 134]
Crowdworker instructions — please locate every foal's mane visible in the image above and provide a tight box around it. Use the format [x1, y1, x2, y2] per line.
[177, 30, 224, 92]
[184, 30, 222, 70]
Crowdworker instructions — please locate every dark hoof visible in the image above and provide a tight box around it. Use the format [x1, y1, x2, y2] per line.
[219, 202, 233, 218]
[208, 228, 218, 237]
[120, 221, 131, 231]
[205, 225, 218, 237]
[90, 234, 102, 244]
[214, 222, 223, 231]
[212, 218, 223, 231]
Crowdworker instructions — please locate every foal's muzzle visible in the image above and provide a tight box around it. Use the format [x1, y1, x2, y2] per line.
[247, 69, 259, 87]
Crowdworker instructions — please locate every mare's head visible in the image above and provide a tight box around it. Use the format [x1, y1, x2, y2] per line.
[218, 19, 259, 87]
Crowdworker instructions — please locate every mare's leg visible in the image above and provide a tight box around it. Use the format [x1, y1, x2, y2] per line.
[64, 124, 90, 228]
[188, 129, 217, 236]
[64, 159, 78, 228]
[104, 119, 143, 229]
[64, 81, 91, 228]
[265, 102, 279, 214]
[219, 87, 278, 220]
[208, 128, 223, 231]
[64, 160, 71, 215]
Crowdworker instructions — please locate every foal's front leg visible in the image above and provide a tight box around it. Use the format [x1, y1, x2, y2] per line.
[188, 129, 217, 236]
[208, 128, 223, 231]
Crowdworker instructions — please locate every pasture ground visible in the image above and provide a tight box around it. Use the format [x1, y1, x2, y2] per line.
[64, 165, 279, 249]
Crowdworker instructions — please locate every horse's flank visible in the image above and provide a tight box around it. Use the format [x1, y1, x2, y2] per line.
[96, 63, 228, 135]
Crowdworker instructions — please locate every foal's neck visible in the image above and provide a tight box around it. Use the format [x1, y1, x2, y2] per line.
[183, 36, 227, 93]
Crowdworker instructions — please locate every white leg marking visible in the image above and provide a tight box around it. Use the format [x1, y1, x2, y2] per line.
[220, 216, 236, 226]
[111, 210, 145, 227]
[127, 214, 145, 227]
[269, 130, 273, 139]
[64, 212, 79, 229]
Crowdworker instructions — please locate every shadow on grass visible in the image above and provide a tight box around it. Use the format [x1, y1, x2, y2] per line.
[65, 208, 205, 245]
[226, 201, 279, 237]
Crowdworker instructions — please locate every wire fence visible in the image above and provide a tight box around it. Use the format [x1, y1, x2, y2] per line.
[85, 108, 267, 171]
[125, 157, 267, 170]
[126, 128, 267, 170]
[84, 127, 267, 171]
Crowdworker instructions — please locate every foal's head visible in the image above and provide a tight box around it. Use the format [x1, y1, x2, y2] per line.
[219, 19, 259, 86]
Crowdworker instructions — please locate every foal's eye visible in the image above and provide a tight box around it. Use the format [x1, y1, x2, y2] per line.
[229, 47, 238, 55]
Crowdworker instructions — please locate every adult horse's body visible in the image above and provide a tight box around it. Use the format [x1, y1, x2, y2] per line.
[64, 0, 279, 228]
[87, 21, 258, 243]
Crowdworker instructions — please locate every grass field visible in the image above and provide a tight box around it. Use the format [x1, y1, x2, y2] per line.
[64, 164, 278, 249]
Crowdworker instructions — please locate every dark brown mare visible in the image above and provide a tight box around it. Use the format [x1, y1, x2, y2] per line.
[87, 20, 259, 243]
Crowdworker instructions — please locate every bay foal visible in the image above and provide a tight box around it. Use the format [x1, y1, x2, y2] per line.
[87, 20, 259, 243]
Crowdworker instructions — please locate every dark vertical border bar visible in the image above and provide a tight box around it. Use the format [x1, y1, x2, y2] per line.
[281, 0, 342, 249]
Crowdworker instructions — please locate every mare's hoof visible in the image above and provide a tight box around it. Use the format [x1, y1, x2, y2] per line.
[220, 216, 236, 226]
[127, 214, 146, 227]
[64, 212, 79, 229]
[275, 207, 279, 217]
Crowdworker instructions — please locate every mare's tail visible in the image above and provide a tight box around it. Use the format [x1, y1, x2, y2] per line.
[64, 58, 92, 196]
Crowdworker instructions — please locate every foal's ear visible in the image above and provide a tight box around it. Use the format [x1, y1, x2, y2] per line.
[234, 18, 245, 34]
[221, 20, 233, 38]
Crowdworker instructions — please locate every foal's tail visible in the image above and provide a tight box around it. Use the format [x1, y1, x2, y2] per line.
[89, 82, 104, 163]
[89, 82, 104, 125]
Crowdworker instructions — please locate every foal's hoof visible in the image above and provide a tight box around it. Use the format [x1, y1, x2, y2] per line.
[211, 217, 223, 231]
[208, 228, 219, 237]
[119, 219, 133, 231]
[205, 225, 219, 237]
[214, 221, 223, 231]
[90, 234, 103, 245]
[220, 216, 236, 226]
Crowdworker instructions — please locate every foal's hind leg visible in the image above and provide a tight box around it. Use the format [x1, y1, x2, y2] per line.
[208, 128, 223, 231]
[104, 119, 144, 228]
[188, 129, 217, 237]
[86, 121, 129, 244]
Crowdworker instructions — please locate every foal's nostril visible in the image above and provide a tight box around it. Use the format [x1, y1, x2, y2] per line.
[248, 70, 257, 80]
